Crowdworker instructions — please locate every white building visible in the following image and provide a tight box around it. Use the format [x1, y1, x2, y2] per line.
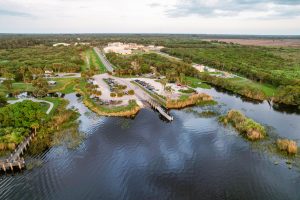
[53, 43, 71, 47]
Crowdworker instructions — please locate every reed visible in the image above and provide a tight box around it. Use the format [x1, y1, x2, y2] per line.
[220, 110, 266, 141]
[277, 139, 298, 155]
[166, 93, 213, 109]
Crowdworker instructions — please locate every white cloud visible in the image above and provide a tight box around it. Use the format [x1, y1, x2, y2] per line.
[0, 0, 299, 34]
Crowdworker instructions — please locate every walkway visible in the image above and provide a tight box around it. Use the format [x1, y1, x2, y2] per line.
[8, 98, 54, 115]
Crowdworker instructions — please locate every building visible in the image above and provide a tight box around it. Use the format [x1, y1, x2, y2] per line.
[53, 43, 70, 47]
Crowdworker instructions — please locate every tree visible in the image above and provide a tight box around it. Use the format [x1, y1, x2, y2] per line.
[30, 122, 39, 135]
[180, 73, 185, 84]
[0, 100, 46, 128]
[19, 66, 27, 83]
[161, 79, 167, 91]
[32, 77, 49, 97]
[3, 72, 15, 92]
[0, 95, 7, 107]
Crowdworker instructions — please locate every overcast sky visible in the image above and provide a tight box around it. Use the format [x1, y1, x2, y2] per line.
[0, 0, 299, 34]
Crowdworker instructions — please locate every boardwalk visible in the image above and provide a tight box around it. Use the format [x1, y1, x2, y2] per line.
[0, 132, 36, 172]
[146, 99, 173, 121]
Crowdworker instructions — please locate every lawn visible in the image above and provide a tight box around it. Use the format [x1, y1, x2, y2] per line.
[184, 76, 212, 89]
[0, 82, 34, 94]
[49, 78, 78, 94]
[41, 97, 65, 116]
[82, 49, 107, 73]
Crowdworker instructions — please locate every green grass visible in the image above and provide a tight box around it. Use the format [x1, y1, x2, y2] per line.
[49, 78, 78, 94]
[179, 95, 189, 101]
[92, 49, 107, 73]
[81, 51, 90, 71]
[184, 76, 212, 89]
[41, 97, 66, 116]
[229, 77, 277, 97]
[81, 49, 107, 73]
[0, 82, 34, 94]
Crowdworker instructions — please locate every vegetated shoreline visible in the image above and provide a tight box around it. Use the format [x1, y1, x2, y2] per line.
[0, 98, 80, 157]
[200, 74, 268, 101]
[166, 93, 214, 109]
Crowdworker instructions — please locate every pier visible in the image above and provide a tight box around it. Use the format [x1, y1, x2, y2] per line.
[147, 99, 174, 121]
[0, 132, 36, 172]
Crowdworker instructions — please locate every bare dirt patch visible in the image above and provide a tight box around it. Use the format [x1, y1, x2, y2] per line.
[204, 39, 300, 47]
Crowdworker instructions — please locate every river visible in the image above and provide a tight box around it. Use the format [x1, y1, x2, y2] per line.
[0, 87, 300, 200]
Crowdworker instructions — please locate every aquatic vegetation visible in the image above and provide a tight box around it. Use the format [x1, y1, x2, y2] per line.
[185, 108, 218, 118]
[277, 139, 298, 155]
[220, 110, 266, 141]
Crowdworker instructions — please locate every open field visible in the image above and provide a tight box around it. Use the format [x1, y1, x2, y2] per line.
[82, 49, 107, 73]
[203, 39, 300, 47]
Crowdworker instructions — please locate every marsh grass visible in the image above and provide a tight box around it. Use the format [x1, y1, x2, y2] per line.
[166, 93, 213, 109]
[220, 110, 266, 141]
[277, 139, 298, 155]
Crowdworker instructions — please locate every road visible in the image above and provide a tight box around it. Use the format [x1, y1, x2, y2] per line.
[46, 73, 81, 79]
[8, 98, 54, 115]
[93, 47, 114, 73]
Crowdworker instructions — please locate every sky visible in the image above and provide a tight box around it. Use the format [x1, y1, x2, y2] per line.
[0, 0, 299, 34]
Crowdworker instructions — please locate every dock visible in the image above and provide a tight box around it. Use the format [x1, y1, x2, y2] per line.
[0, 132, 36, 172]
[147, 99, 173, 121]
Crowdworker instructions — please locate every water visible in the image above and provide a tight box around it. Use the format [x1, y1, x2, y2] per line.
[1, 90, 300, 200]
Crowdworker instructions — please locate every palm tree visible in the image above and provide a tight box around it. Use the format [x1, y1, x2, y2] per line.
[30, 122, 39, 135]
[19, 66, 26, 83]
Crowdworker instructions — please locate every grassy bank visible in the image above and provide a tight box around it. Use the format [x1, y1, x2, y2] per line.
[166, 93, 214, 109]
[49, 78, 78, 94]
[200, 73, 275, 100]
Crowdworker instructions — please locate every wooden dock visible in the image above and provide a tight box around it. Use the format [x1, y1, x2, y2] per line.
[147, 99, 173, 121]
[0, 132, 36, 172]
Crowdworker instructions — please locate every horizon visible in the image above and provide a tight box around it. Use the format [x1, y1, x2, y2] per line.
[0, 33, 300, 37]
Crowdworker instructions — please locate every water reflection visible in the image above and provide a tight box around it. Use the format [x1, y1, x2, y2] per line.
[0, 92, 300, 200]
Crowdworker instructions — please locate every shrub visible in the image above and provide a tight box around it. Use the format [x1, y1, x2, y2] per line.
[277, 139, 298, 155]
[110, 93, 116, 97]
[220, 110, 266, 141]
[166, 93, 213, 109]
[179, 88, 196, 94]
[128, 90, 135, 95]
[117, 92, 124, 97]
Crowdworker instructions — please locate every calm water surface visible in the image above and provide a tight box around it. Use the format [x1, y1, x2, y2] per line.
[0, 89, 300, 200]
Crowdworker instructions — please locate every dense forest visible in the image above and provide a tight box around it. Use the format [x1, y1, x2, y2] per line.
[161, 41, 300, 87]
[106, 52, 199, 82]
[0, 46, 85, 75]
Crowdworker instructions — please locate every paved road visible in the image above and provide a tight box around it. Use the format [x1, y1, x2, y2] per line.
[8, 98, 54, 115]
[93, 47, 114, 73]
[46, 73, 81, 79]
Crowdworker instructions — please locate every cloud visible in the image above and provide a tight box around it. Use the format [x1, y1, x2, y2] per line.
[167, 0, 300, 18]
[0, 9, 32, 17]
[148, 3, 161, 7]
